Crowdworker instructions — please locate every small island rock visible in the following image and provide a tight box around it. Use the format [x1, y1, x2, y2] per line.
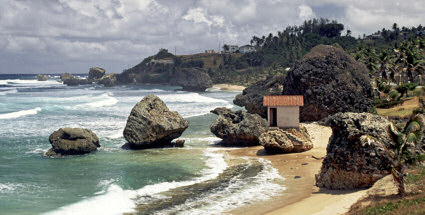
[46, 128, 100, 156]
[210, 107, 268, 145]
[88, 67, 106, 81]
[97, 73, 117, 87]
[37, 74, 49, 81]
[123, 95, 189, 149]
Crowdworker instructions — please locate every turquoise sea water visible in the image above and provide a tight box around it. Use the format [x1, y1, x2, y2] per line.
[0, 74, 285, 215]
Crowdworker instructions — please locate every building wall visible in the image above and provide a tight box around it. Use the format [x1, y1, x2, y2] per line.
[268, 106, 300, 128]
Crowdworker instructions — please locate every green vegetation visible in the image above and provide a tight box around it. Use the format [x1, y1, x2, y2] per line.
[121, 19, 425, 87]
[350, 165, 425, 215]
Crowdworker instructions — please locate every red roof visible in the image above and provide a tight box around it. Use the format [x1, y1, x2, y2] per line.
[263, 95, 304, 106]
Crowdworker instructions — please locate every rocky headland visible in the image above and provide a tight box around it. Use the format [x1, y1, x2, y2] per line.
[123, 94, 189, 149]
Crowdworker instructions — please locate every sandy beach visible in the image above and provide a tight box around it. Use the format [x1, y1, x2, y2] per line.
[227, 123, 369, 215]
[212, 84, 246, 91]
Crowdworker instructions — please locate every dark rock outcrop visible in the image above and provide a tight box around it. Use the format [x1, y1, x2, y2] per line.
[210, 107, 268, 145]
[45, 128, 100, 156]
[260, 126, 313, 153]
[315, 112, 393, 189]
[171, 68, 213, 91]
[88, 67, 106, 81]
[283, 45, 374, 121]
[37, 74, 48, 81]
[123, 95, 189, 149]
[97, 73, 117, 87]
[63, 77, 91, 86]
[233, 75, 285, 118]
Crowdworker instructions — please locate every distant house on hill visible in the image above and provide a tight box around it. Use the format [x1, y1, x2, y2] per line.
[263, 95, 304, 128]
[239, 45, 256, 53]
[222, 44, 239, 53]
[205, 49, 215, 53]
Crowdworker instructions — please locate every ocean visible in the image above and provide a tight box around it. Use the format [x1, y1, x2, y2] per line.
[0, 74, 285, 215]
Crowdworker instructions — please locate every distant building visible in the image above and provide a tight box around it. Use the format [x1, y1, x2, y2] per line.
[263, 95, 304, 128]
[223, 45, 239, 53]
[239, 45, 256, 53]
[205, 49, 215, 53]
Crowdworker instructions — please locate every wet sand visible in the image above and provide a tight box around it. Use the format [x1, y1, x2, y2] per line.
[227, 123, 369, 215]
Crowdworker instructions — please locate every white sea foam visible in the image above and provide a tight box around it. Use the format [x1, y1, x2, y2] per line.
[43, 149, 227, 215]
[72, 93, 118, 109]
[0, 107, 42, 119]
[25, 147, 48, 155]
[0, 88, 18, 95]
[0, 183, 25, 194]
[158, 158, 286, 215]
[159, 92, 227, 103]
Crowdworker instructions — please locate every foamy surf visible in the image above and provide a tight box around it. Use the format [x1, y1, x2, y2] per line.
[42, 149, 228, 215]
[0, 88, 18, 95]
[0, 107, 42, 119]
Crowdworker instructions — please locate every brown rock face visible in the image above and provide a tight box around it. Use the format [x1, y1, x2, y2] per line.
[283, 45, 374, 121]
[46, 128, 100, 156]
[88, 67, 106, 81]
[123, 95, 189, 149]
[315, 112, 393, 189]
[233, 75, 285, 118]
[171, 68, 213, 92]
[210, 107, 268, 145]
[259, 126, 312, 153]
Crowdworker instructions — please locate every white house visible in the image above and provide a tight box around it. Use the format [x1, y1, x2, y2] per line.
[239, 45, 256, 53]
[263, 95, 304, 128]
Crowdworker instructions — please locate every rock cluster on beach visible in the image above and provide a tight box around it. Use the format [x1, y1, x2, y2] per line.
[123, 94, 189, 149]
[171, 68, 213, 91]
[210, 107, 268, 145]
[46, 127, 100, 156]
[88, 67, 106, 81]
[234, 45, 374, 121]
[259, 126, 313, 153]
[315, 112, 393, 189]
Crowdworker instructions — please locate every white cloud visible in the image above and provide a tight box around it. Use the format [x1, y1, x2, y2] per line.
[0, 0, 425, 73]
[299, 4, 315, 21]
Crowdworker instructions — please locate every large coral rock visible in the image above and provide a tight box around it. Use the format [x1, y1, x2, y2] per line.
[123, 95, 189, 149]
[37, 74, 48, 81]
[233, 75, 285, 118]
[260, 126, 312, 153]
[315, 112, 393, 189]
[63, 77, 91, 86]
[171, 68, 213, 91]
[210, 107, 268, 145]
[60, 73, 74, 82]
[283, 45, 374, 121]
[46, 128, 100, 156]
[88, 67, 106, 81]
[97, 73, 117, 87]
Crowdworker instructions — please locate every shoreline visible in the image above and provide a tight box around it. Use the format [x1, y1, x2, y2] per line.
[212, 84, 246, 91]
[226, 123, 368, 215]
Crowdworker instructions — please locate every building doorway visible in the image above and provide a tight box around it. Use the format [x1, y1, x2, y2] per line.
[270, 108, 277, 127]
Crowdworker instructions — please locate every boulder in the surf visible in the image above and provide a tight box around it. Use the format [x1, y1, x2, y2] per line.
[210, 107, 268, 146]
[45, 127, 100, 156]
[123, 94, 189, 149]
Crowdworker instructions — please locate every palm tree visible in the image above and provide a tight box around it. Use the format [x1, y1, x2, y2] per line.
[388, 114, 425, 196]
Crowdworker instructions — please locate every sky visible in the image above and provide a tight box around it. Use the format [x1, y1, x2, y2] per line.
[0, 0, 425, 74]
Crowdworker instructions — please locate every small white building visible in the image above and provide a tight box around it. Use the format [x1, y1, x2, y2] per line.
[239, 45, 256, 53]
[263, 95, 304, 128]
